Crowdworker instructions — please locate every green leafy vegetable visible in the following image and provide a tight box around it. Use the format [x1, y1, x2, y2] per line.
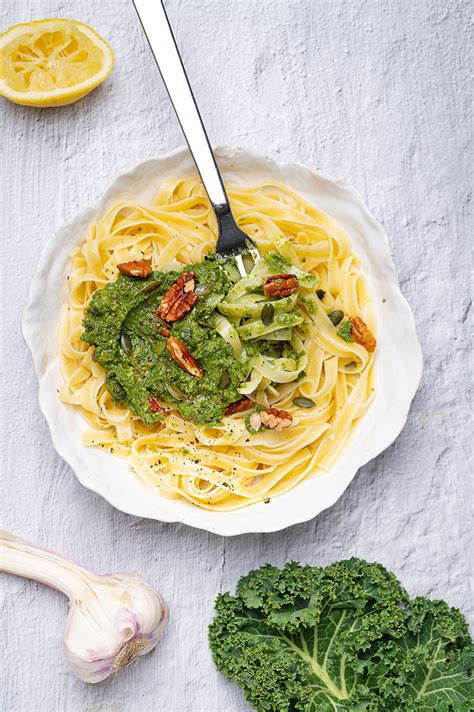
[237, 311, 304, 340]
[337, 320, 353, 342]
[209, 559, 473, 711]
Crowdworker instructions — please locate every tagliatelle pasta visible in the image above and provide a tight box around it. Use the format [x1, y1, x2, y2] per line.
[59, 179, 376, 510]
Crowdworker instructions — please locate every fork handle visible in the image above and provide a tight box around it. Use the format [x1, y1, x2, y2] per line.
[132, 0, 231, 218]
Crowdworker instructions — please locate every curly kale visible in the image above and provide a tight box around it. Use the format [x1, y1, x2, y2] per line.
[208, 559, 473, 711]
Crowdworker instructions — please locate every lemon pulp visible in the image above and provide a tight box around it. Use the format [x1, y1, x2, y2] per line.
[0, 19, 114, 106]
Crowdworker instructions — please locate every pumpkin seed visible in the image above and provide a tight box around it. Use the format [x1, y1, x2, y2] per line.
[120, 332, 132, 355]
[142, 279, 162, 294]
[345, 361, 357, 370]
[92, 349, 98, 362]
[166, 383, 184, 401]
[328, 309, 344, 326]
[195, 283, 211, 296]
[316, 289, 326, 300]
[261, 303, 275, 325]
[218, 370, 230, 389]
[292, 396, 316, 408]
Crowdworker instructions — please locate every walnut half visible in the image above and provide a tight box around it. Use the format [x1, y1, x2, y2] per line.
[158, 271, 198, 322]
[349, 316, 377, 353]
[263, 274, 299, 298]
[166, 337, 204, 378]
[117, 259, 153, 278]
[250, 408, 293, 432]
[224, 397, 253, 416]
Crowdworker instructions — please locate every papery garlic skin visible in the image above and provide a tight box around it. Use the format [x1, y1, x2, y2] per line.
[0, 530, 169, 683]
[64, 572, 168, 682]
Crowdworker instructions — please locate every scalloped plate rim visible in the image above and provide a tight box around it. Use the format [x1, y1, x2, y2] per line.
[22, 145, 423, 536]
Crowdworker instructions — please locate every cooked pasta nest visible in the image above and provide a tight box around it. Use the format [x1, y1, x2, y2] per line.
[59, 179, 376, 511]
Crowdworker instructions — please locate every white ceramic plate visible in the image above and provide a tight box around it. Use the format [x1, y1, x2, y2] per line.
[23, 146, 422, 536]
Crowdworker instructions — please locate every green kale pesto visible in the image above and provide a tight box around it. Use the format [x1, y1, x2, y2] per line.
[82, 258, 246, 426]
[81, 250, 315, 429]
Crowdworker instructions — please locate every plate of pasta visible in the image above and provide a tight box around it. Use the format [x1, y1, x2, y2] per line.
[23, 146, 422, 535]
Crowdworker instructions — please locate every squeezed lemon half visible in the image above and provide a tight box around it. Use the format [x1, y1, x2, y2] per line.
[0, 19, 114, 107]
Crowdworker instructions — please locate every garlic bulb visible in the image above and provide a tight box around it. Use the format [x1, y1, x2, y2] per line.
[0, 529, 169, 683]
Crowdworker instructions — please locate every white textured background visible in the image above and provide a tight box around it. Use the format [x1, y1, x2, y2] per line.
[1, 1, 472, 711]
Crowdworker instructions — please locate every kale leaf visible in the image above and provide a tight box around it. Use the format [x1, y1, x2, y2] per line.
[209, 559, 473, 711]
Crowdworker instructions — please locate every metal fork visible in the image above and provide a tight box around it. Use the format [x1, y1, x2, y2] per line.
[132, 0, 259, 277]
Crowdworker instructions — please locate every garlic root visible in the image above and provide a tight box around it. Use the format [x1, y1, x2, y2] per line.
[0, 529, 169, 683]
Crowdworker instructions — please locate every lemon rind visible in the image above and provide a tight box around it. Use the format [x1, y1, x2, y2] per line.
[0, 18, 114, 106]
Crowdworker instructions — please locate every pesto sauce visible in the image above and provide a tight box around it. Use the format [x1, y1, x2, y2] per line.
[82, 258, 246, 426]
